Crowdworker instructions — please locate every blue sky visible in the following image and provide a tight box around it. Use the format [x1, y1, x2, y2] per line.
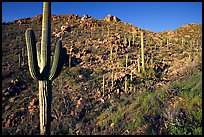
[2, 2, 202, 32]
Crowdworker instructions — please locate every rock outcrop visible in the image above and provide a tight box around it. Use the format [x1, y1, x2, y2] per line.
[103, 14, 121, 22]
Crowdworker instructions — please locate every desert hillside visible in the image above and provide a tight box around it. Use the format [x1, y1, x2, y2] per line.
[2, 14, 202, 135]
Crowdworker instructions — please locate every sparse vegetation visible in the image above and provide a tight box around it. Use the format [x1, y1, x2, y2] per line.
[2, 7, 202, 135]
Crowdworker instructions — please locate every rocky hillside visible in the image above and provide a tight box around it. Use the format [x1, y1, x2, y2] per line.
[2, 14, 202, 135]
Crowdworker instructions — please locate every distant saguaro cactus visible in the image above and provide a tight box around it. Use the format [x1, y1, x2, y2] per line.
[181, 37, 184, 45]
[103, 74, 105, 97]
[132, 31, 135, 46]
[124, 37, 127, 47]
[130, 70, 133, 92]
[69, 54, 72, 68]
[167, 37, 169, 49]
[128, 36, 131, 48]
[140, 31, 145, 73]
[108, 26, 110, 37]
[124, 76, 127, 93]
[125, 54, 128, 69]
[111, 68, 114, 87]
[19, 53, 22, 68]
[110, 45, 113, 62]
[25, 2, 66, 135]
[137, 57, 140, 73]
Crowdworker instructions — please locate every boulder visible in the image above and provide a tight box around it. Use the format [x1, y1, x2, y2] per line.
[103, 14, 121, 22]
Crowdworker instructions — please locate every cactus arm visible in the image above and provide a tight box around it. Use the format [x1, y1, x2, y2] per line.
[25, 28, 42, 80]
[49, 39, 66, 81]
[36, 42, 41, 68]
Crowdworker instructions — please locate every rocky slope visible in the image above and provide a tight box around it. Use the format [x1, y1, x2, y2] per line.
[2, 14, 202, 135]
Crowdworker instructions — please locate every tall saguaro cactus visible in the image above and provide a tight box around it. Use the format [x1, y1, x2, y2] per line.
[140, 31, 145, 73]
[25, 2, 66, 135]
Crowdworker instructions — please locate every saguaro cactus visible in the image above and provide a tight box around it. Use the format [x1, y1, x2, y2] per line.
[140, 31, 145, 73]
[124, 76, 127, 93]
[132, 31, 135, 46]
[111, 69, 114, 87]
[125, 54, 128, 69]
[130, 70, 133, 92]
[103, 74, 105, 97]
[25, 2, 66, 135]
[110, 45, 113, 62]
[19, 53, 22, 68]
[108, 26, 110, 37]
[137, 57, 140, 73]
[69, 54, 72, 68]
[128, 36, 131, 48]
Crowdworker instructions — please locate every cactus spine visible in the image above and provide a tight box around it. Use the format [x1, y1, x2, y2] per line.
[140, 31, 145, 73]
[25, 2, 66, 135]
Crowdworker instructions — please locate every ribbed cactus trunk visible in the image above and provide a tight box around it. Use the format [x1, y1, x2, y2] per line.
[25, 2, 66, 135]
[39, 80, 52, 135]
[39, 3, 51, 135]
